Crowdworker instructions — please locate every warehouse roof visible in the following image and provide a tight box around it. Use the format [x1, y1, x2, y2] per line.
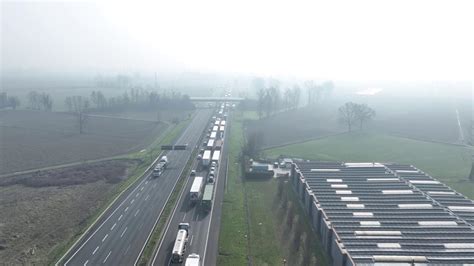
[293, 161, 474, 264]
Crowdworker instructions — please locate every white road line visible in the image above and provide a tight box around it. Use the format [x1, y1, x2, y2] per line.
[145, 181, 149, 185]
[118, 214, 123, 221]
[102, 234, 108, 242]
[136, 193, 140, 198]
[84, 260, 89, 266]
[92, 246, 99, 255]
[145, 195, 150, 201]
[61, 149, 164, 266]
[121, 227, 128, 238]
[140, 187, 144, 191]
[111, 223, 116, 230]
[131, 199, 135, 204]
[134, 209, 140, 216]
[189, 235, 194, 246]
[103, 251, 111, 264]
[125, 245, 131, 255]
[182, 212, 187, 221]
[125, 206, 129, 212]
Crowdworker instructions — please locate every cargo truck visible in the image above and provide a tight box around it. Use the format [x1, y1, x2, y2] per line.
[202, 150, 212, 167]
[189, 176, 205, 203]
[185, 254, 200, 266]
[201, 184, 214, 212]
[171, 223, 189, 263]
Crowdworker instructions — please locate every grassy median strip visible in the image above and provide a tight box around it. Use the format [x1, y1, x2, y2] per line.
[217, 112, 249, 265]
[138, 140, 200, 265]
[50, 119, 190, 265]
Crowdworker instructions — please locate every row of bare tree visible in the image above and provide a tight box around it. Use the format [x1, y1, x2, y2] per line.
[0, 92, 20, 110]
[338, 102, 376, 131]
[64, 89, 195, 134]
[28, 91, 53, 111]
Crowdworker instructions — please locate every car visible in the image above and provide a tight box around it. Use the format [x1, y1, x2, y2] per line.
[211, 161, 217, 168]
[208, 175, 214, 183]
[190, 170, 196, 177]
[197, 154, 202, 160]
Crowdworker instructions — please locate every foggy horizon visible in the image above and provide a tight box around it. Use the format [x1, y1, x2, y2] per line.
[2, 0, 474, 82]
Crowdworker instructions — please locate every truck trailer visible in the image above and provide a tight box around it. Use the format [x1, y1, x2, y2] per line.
[189, 176, 205, 203]
[171, 223, 189, 263]
[202, 150, 212, 167]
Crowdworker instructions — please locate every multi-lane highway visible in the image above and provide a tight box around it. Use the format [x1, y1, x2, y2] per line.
[59, 109, 212, 266]
[152, 113, 230, 266]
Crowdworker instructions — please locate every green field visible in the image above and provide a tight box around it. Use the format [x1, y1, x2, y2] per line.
[218, 111, 329, 265]
[264, 132, 474, 199]
[218, 113, 249, 265]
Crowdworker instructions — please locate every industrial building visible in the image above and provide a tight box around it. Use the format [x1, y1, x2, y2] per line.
[290, 161, 474, 265]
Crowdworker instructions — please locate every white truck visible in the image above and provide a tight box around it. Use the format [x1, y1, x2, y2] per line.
[185, 254, 200, 266]
[202, 150, 212, 167]
[153, 156, 169, 177]
[189, 176, 205, 203]
[211, 150, 221, 166]
[171, 223, 189, 263]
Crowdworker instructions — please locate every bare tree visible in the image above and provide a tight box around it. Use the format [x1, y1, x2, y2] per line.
[8, 96, 20, 109]
[354, 103, 376, 130]
[66, 96, 90, 134]
[256, 87, 265, 119]
[338, 102, 358, 132]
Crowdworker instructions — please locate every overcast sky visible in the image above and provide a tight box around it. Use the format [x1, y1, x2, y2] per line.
[2, 0, 473, 81]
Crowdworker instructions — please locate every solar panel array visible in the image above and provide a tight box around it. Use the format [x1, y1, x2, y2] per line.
[291, 161, 474, 265]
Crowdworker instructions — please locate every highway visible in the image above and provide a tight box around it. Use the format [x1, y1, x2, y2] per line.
[59, 109, 212, 266]
[151, 113, 230, 266]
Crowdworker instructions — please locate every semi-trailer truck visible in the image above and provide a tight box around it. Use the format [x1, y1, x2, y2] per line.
[171, 223, 189, 263]
[189, 176, 205, 203]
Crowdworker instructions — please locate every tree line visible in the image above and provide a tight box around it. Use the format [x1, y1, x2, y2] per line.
[0, 92, 20, 110]
[65, 88, 194, 113]
[252, 78, 335, 120]
[338, 102, 376, 131]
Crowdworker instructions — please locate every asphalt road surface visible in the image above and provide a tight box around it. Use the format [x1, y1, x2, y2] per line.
[60, 109, 212, 266]
[152, 114, 230, 266]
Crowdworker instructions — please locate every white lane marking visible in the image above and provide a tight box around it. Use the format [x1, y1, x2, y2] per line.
[182, 212, 187, 221]
[103, 251, 111, 264]
[145, 194, 150, 201]
[102, 234, 108, 242]
[136, 193, 140, 198]
[189, 235, 194, 246]
[111, 223, 116, 231]
[92, 246, 99, 255]
[145, 181, 149, 185]
[118, 214, 123, 221]
[134, 209, 140, 216]
[61, 149, 164, 266]
[124, 245, 131, 255]
[140, 187, 144, 191]
[84, 260, 89, 266]
[120, 227, 127, 238]
[131, 199, 135, 204]
[125, 207, 129, 212]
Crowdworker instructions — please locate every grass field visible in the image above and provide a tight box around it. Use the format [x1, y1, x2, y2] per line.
[0, 110, 171, 174]
[244, 179, 283, 265]
[245, 107, 342, 148]
[217, 113, 248, 265]
[264, 132, 474, 199]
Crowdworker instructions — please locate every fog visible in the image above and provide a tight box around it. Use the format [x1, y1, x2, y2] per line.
[2, 0, 473, 81]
